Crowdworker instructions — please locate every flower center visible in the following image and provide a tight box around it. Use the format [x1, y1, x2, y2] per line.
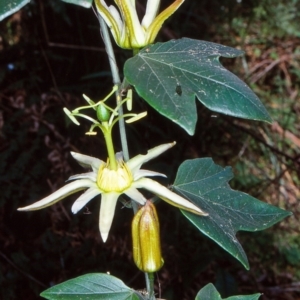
[97, 161, 133, 193]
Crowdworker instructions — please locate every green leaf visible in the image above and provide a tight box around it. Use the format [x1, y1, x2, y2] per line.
[124, 38, 272, 135]
[172, 158, 291, 269]
[60, 0, 93, 8]
[0, 0, 30, 22]
[40, 273, 144, 300]
[195, 283, 261, 300]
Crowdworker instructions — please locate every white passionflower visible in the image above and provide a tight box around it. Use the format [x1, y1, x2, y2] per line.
[95, 0, 185, 49]
[18, 142, 207, 242]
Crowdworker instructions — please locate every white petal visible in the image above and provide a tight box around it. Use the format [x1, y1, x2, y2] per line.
[127, 142, 176, 174]
[134, 178, 208, 216]
[99, 192, 119, 242]
[128, 0, 135, 7]
[124, 187, 147, 205]
[115, 0, 145, 47]
[108, 5, 123, 33]
[141, 0, 160, 29]
[95, 0, 122, 44]
[133, 169, 166, 181]
[18, 179, 95, 211]
[68, 171, 97, 182]
[71, 187, 101, 213]
[70, 152, 103, 173]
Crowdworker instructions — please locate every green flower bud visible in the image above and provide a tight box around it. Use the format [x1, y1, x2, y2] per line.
[132, 201, 164, 273]
[96, 103, 110, 122]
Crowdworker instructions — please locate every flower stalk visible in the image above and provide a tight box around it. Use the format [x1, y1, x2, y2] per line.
[101, 125, 117, 170]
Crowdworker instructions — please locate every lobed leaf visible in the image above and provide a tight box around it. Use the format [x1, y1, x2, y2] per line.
[124, 38, 272, 135]
[173, 158, 291, 269]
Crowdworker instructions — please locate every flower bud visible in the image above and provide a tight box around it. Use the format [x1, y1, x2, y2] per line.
[96, 103, 111, 122]
[132, 201, 163, 273]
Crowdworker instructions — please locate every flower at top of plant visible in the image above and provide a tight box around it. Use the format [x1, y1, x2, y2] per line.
[95, 0, 185, 49]
[18, 142, 207, 242]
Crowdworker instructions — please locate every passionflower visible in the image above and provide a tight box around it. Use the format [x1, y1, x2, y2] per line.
[95, 0, 185, 49]
[18, 142, 207, 242]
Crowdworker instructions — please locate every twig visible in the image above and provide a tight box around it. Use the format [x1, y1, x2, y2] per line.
[0, 250, 47, 288]
[228, 120, 300, 167]
[39, 0, 105, 52]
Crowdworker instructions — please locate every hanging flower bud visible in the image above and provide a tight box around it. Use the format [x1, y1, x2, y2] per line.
[96, 103, 111, 122]
[132, 201, 163, 273]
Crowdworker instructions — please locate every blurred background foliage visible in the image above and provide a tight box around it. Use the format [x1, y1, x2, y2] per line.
[0, 0, 299, 299]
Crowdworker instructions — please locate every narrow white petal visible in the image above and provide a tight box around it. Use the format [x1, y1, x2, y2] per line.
[95, 0, 122, 44]
[71, 187, 101, 214]
[18, 179, 95, 211]
[115, 0, 145, 47]
[128, 0, 135, 7]
[133, 169, 166, 181]
[124, 187, 147, 205]
[108, 5, 123, 33]
[99, 192, 119, 242]
[127, 142, 176, 174]
[68, 171, 97, 182]
[135, 178, 208, 216]
[141, 0, 160, 29]
[70, 152, 103, 173]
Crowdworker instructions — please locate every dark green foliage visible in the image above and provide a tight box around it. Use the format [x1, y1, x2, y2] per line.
[173, 158, 291, 269]
[196, 283, 261, 300]
[125, 39, 271, 135]
[0, 0, 299, 299]
[40, 273, 144, 300]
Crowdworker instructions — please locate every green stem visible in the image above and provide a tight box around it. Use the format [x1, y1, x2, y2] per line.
[145, 272, 155, 299]
[133, 48, 140, 56]
[97, 14, 129, 162]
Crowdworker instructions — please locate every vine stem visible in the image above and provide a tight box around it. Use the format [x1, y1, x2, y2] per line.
[97, 14, 129, 162]
[97, 13, 155, 299]
[97, 15, 138, 214]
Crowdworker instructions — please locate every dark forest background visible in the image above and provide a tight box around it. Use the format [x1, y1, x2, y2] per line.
[0, 0, 299, 299]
